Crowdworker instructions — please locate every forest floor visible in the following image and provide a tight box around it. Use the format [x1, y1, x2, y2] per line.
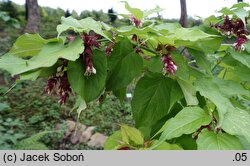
[0, 74, 134, 149]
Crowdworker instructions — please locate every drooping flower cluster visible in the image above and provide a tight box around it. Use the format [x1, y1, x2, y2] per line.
[81, 33, 101, 76]
[157, 45, 177, 76]
[44, 65, 72, 105]
[130, 15, 142, 28]
[161, 55, 178, 75]
[214, 16, 248, 51]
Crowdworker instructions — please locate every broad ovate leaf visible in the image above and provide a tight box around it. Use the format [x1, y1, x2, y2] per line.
[78, 17, 110, 40]
[222, 110, 250, 144]
[132, 72, 183, 138]
[9, 33, 57, 58]
[173, 28, 216, 42]
[121, 1, 143, 20]
[113, 87, 126, 102]
[231, 2, 250, 8]
[67, 50, 107, 102]
[104, 131, 123, 150]
[194, 76, 249, 125]
[0, 37, 83, 75]
[120, 124, 144, 146]
[230, 48, 250, 69]
[188, 49, 212, 74]
[151, 107, 211, 149]
[0, 54, 29, 75]
[57, 17, 110, 40]
[176, 78, 198, 106]
[19, 70, 41, 81]
[150, 140, 183, 150]
[197, 130, 243, 150]
[143, 6, 164, 18]
[232, 8, 249, 25]
[106, 38, 143, 91]
[57, 16, 83, 37]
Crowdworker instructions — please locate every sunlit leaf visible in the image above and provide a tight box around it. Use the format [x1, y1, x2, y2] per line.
[197, 129, 243, 150]
[120, 124, 144, 145]
[151, 107, 211, 149]
[222, 110, 250, 145]
[121, 1, 143, 20]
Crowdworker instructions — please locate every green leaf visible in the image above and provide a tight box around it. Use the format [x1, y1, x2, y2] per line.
[218, 7, 234, 15]
[197, 130, 243, 150]
[176, 37, 223, 54]
[120, 124, 144, 146]
[0, 54, 29, 75]
[132, 72, 183, 137]
[57, 16, 83, 37]
[232, 8, 248, 24]
[194, 77, 249, 125]
[115, 25, 156, 36]
[244, 40, 250, 54]
[19, 70, 41, 81]
[8, 33, 54, 58]
[175, 134, 197, 150]
[154, 23, 181, 34]
[176, 78, 198, 106]
[219, 5, 249, 24]
[106, 38, 143, 91]
[143, 6, 164, 18]
[237, 136, 250, 150]
[67, 50, 107, 102]
[204, 15, 221, 25]
[151, 107, 211, 149]
[24, 37, 83, 71]
[104, 131, 123, 150]
[57, 17, 110, 40]
[167, 27, 222, 53]
[218, 63, 250, 82]
[150, 140, 183, 150]
[173, 28, 216, 42]
[121, 1, 144, 20]
[113, 88, 126, 102]
[143, 56, 162, 73]
[231, 2, 250, 9]
[19, 64, 58, 81]
[188, 49, 212, 74]
[0, 37, 83, 75]
[78, 17, 110, 40]
[230, 49, 250, 69]
[172, 52, 190, 80]
[222, 110, 250, 145]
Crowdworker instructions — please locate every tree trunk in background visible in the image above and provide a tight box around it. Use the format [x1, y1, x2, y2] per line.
[180, 0, 188, 28]
[25, 0, 40, 33]
[238, 0, 243, 2]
